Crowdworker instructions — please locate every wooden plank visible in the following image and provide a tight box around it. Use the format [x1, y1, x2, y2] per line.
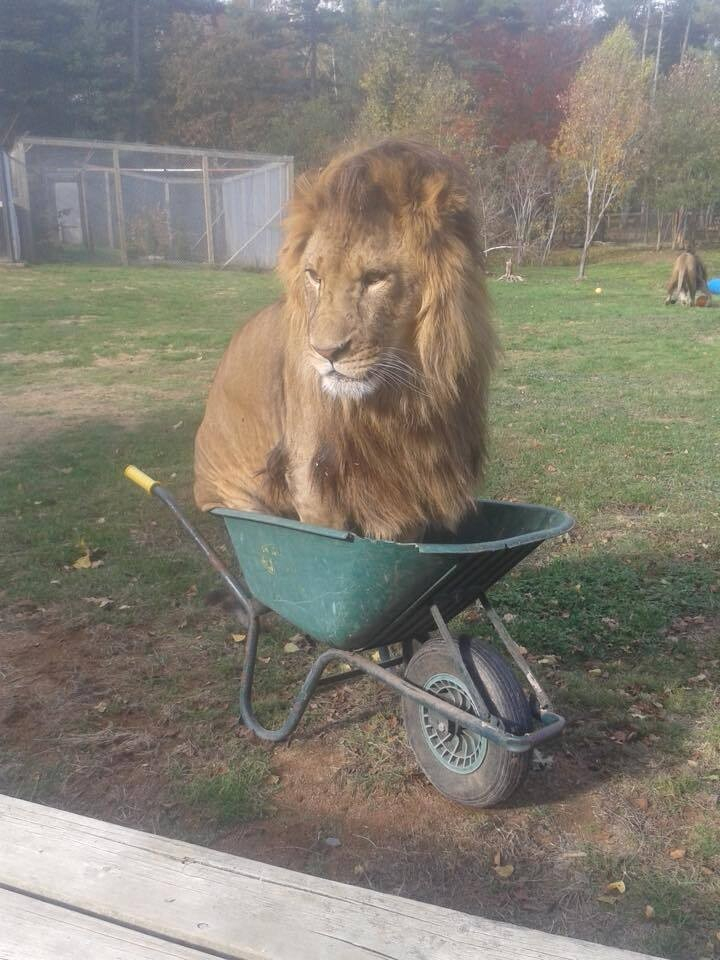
[0, 795, 660, 960]
[0, 887, 224, 960]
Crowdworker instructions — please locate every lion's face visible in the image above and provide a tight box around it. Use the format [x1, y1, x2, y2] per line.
[302, 218, 421, 400]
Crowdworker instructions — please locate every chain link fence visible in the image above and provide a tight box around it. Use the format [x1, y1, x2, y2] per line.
[8, 137, 293, 269]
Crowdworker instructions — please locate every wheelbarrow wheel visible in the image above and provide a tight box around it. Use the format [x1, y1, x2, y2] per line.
[402, 638, 532, 808]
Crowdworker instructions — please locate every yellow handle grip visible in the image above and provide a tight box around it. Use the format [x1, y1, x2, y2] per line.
[124, 465, 158, 495]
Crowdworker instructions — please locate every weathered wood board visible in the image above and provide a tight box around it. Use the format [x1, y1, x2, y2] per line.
[0, 795, 662, 960]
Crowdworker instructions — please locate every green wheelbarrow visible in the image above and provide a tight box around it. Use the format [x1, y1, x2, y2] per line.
[124, 465, 574, 808]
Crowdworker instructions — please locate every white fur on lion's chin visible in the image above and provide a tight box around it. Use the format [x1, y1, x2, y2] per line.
[321, 373, 377, 400]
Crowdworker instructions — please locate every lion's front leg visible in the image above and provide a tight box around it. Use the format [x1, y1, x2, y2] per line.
[290, 461, 351, 532]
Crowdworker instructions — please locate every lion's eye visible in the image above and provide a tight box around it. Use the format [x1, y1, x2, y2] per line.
[305, 268, 321, 286]
[362, 271, 388, 288]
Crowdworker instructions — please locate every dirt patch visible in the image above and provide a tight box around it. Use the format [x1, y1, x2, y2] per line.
[0, 351, 70, 366]
[93, 350, 154, 368]
[52, 315, 100, 326]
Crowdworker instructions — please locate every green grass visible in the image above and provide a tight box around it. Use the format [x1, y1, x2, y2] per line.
[1, 257, 719, 959]
[177, 748, 274, 824]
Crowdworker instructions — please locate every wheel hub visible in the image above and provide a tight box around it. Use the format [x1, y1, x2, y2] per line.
[420, 673, 488, 773]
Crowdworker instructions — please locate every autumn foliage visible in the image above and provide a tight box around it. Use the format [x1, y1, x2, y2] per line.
[457, 23, 590, 148]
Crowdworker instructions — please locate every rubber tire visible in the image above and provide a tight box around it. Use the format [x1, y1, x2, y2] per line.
[402, 638, 532, 808]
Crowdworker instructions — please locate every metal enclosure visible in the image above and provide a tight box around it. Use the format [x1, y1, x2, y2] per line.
[8, 137, 293, 269]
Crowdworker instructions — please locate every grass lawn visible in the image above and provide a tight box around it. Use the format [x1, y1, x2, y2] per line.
[1, 255, 718, 959]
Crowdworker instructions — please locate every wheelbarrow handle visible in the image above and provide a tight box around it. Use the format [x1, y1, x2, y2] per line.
[123, 464, 254, 622]
[124, 464, 158, 495]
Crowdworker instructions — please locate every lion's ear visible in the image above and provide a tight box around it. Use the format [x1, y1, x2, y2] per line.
[416, 170, 468, 230]
[278, 175, 317, 287]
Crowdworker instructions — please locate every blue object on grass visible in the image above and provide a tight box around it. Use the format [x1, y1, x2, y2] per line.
[707, 277, 720, 294]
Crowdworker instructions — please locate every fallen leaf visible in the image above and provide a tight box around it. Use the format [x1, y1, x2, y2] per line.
[324, 837, 341, 848]
[284, 641, 300, 653]
[493, 851, 502, 866]
[230, 633, 246, 644]
[172, 420, 183, 430]
[532, 749, 554, 771]
[606, 880, 626, 894]
[538, 655, 559, 666]
[669, 848, 686, 860]
[632, 797, 649, 811]
[502, 612, 516, 623]
[597, 895, 618, 905]
[73, 552, 92, 570]
[94, 701, 108, 713]
[588, 667, 603, 677]
[644, 904, 655, 920]
[494, 864, 514, 879]
[259, 656, 271, 664]
[82, 596, 113, 609]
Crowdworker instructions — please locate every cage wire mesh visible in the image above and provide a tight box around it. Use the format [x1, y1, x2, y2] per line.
[9, 138, 293, 269]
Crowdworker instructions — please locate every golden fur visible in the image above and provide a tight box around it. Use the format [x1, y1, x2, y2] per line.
[194, 140, 497, 541]
[665, 252, 710, 306]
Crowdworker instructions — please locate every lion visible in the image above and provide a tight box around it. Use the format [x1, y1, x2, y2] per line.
[194, 140, 497, 542]
[665, 252, 711, 307]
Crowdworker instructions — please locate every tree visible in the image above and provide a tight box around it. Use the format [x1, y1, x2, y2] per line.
[0, 0, 94, 141]
[94, 0, 220, 140]
[647, 53, 720, 248]
[503, 140, 555, 264]
[156, 9, 291, 150]
[555, 24, 648, 278]
[281, 0, 342, 98]
[456, 15, 591, 148]
[354, 19, 472, 156]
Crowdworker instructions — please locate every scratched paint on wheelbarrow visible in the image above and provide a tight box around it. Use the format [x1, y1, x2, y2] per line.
[212, 500, 573, 651]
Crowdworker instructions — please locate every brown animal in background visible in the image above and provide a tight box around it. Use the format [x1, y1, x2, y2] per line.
[665, 252, 711, 306]
[194, 140, 497, 542]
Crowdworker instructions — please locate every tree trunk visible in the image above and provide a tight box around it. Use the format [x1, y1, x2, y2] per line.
[309, 39, 317, 96]
[656, 211, 664, 250]
[680, 2, 693, 62]
[641, 0, 651, 65]
[578, 242, 590, 279]
[541, 204, 559, 265]
[131, 0, 141, 139]
[671, 206, 686, 249]
[652, 1, 666, 103]
[578, 178, 595, 279]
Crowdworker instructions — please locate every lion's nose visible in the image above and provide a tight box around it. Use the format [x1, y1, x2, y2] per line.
[312, 337, 351, 363]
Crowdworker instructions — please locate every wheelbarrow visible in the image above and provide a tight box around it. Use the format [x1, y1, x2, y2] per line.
[124, 465, 574, 807]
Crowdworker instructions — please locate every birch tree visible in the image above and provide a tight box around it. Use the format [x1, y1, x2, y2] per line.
[555, 25, 648, 279]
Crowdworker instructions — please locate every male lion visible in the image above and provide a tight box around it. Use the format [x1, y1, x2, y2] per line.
[665, 252, 711, 307]
[194, 140, 497, 542]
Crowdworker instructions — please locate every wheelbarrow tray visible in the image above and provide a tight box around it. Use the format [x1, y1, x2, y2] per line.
[213, 499, 573, 651]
